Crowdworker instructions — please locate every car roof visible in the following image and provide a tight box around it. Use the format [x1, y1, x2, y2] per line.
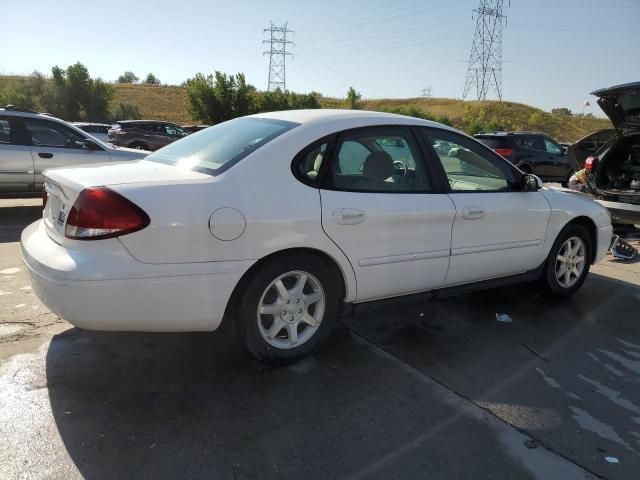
[250, 109, 453, 130]
[73, 122, 110, 127]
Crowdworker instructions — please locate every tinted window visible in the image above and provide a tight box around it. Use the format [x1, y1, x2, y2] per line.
[543, 138, 562, 154]
[0, 119, 11, 144]
[147, 117, 298, 176]
[24, 119, 87, 149]
[422, 128, 517, 192]
[327, 128, 430, 192]
[513, 136, 545, 151]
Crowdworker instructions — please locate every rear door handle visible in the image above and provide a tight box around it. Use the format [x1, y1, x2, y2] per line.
[333, 208, 366, 225]
[38, 152, 53, 159]
[462, 206, 485, 220]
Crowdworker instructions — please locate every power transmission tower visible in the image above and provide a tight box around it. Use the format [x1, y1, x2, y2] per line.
[462, 1, 508, 101]
[263, 22, 294, 91]
[421, 86, 432, 98]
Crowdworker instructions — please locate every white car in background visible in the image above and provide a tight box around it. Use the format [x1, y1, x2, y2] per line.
[72, 122, 112, 143]
[21, 109, 612, 363]
[0, 106, 149, 195]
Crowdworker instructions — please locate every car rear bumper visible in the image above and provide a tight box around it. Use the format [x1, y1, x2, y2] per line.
[595, 199, 640, 225]
[21, 220, 253, 332]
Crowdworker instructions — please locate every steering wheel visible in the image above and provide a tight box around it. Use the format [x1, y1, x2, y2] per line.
[392, 160, 408, 179]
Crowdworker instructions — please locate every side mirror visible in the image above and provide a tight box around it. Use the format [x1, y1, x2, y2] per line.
[84, 138, 102, 151]
[523, 173, 543, 191]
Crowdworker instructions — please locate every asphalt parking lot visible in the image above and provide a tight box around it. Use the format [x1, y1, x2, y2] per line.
[1, 198, 639, 479]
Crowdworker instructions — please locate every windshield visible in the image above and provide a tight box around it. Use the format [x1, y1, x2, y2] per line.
[146, 117, 299, 175]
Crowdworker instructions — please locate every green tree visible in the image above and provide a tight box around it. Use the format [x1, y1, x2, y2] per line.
[551, 107, 573, 116]
[117, 71, 139, 83]
[345, 87, 361, 109]
[40, 62, 114, 121]
[144, 73, 161, 85]
[110, 102, 142, 121]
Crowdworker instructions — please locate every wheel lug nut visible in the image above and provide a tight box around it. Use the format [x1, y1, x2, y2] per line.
[290, 316, 295, 321]
[298, 309, 302, 313]
[286, 300, 290, 304]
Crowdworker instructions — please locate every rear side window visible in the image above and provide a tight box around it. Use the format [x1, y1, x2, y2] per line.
[0, 119, 11, 144]
[513, 136, 545, 151]
[147, 117, 298, 176]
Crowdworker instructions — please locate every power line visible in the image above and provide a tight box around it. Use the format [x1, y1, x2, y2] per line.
[462, 0, 508, 101]
[263, 22, 294, 91]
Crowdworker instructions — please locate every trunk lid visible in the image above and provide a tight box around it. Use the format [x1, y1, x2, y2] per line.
[591, 82, 640, 132]
[42, 160, 211, 245]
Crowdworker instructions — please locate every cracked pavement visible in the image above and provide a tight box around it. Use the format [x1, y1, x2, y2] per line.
[1, 198, 640, 479]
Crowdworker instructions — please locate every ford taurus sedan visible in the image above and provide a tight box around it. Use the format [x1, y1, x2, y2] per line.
[21, 110, 613, 363]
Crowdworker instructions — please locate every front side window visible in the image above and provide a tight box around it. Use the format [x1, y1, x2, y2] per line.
[147, 117, 298, 176]
[24, 119, 88, 149]
[422, 129, 517, 192]
[327, 128, 430, 192]
[164, 124, 186, 137]
[544, 138, 562, 154]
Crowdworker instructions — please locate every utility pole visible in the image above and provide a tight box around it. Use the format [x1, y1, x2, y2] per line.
[263, 22, 294, 92]
[462, 1, 508, 101]
[421, 86, 432, 98]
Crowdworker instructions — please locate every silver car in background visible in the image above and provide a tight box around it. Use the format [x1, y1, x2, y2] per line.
[0, 106, 149, 195]
[72, 122, 112, 143]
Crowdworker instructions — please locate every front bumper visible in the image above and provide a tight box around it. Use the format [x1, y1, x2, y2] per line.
[21, 220, 253, 332]
[595, 223, 614, 263]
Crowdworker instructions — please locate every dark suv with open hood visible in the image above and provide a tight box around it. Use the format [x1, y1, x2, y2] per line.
[585, 82, 640, 225]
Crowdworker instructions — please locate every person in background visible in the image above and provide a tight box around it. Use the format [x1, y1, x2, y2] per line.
[568, 168, 588, 192]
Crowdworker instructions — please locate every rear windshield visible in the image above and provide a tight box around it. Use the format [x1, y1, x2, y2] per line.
[146, 117, 299, 175]
[475, 137, 509, 148]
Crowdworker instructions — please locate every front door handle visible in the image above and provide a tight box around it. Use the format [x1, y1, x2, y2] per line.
[333, 208, 366, 225]
[462, 206, 485, 220]
[38, 152, 53, 159]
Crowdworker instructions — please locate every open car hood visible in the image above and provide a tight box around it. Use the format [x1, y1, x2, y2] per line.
[591, 82, 640, 132]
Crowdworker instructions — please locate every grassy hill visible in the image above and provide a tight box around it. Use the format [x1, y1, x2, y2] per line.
[1, 76, 611, 142]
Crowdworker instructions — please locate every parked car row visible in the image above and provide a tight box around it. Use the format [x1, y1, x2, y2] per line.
[0, 106, 148, 195]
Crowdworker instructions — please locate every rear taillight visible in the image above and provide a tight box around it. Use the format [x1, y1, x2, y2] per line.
[114, 128, 126, 135]
[494, 148, 514, 158]
[585, 156, 598, 172]
[65, 187, 150, 240]
[42, 190, 48, 210]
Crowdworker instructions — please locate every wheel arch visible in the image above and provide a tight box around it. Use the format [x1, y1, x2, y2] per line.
[562, 215, 598, 264]
[223, 247, 350, 321]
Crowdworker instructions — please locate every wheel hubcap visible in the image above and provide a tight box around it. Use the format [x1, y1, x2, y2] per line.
[555, 236, 586, 288]
[257, 270, 325, 349]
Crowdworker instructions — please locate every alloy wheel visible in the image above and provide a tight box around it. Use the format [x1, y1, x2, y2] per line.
[555, 236, 586, 288]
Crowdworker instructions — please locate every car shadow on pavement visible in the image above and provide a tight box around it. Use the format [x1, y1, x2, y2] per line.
[0, 205, 41, 243]
[45, 320, 548, 479]
[43, 273, 640, 479]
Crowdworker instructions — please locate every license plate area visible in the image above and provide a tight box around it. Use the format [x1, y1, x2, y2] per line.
[43, 181, 70, 242]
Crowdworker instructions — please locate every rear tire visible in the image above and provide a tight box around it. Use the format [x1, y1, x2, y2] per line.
[538, 224, 592, 297]
[234, 253, 340, 364]
[519, 164, 532, 174]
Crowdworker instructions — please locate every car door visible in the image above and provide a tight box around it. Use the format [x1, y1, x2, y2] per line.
[543, 136, 571, 180]
[0, 116, 35, 193]
[514, 135, 554, 177]
[24, 118, 111, 189]
[318, 126, 456, 302]
[419, 128, 551, 286]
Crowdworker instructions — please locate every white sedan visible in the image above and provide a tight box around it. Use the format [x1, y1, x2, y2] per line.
[21, 110, 613, 363]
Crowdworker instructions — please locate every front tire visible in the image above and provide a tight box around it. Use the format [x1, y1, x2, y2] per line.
[538, 224, 592, 297]
[234, 254, 340, 364]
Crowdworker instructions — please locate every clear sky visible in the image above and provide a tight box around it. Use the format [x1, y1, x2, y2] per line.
[2, 0, 639, 116]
